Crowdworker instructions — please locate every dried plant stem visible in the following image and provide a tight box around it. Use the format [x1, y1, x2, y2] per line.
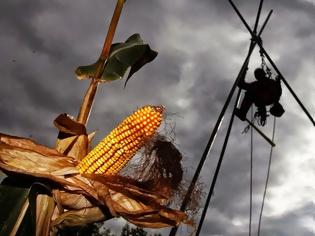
[10, 200, 29, 236]
[76, 79, 99, 125]
[36, 195, 56, 236]
[77, 0, 125, 124]
[100, 0, 125, 61]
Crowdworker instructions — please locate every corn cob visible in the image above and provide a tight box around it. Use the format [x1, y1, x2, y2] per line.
[77, 105, 164, 175]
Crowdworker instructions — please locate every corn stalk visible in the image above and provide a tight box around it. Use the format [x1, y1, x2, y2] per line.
[0, 1, 192, 235]
[38, 1, 126, 235]
[77, 0, 125, 125]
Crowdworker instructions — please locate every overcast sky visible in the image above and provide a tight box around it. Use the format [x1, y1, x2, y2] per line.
[0, 0, 314, 235]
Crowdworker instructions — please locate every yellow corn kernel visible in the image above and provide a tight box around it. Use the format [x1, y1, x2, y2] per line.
[77, 105, 164, 175]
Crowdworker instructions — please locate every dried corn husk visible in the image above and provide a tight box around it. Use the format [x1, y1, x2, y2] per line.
[0, 132, 190, 231]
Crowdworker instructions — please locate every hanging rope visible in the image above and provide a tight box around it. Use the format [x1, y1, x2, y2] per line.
[249, 106, 254, 236]
[257, 116, 276, 236]
[259, 40, 272, 79]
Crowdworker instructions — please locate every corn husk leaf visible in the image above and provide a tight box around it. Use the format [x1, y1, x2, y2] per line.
[51, 207, 106, 229]
[35, 194, 55, 236]
[54, 114, 88, 160]
[0, 133, 189, 229]
[53, 191, 93, 210]
[0, 133, 60, 156]
[54, 114, 87, 136]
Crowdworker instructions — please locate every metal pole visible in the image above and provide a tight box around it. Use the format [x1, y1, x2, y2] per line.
[169, 9, 273, 236]
[258, 10, 273, 36]
[195, 88, 242, 236]
[169, 56, 249, 236]
[245, 118, 276, 147]
[255, 43, 315, 126]
[253, 0, 265, 33]
[229, 0, 315, 126]
[195, 8, 272, 229]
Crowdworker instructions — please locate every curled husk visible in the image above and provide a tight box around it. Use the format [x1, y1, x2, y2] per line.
[0, 132, 190, 230]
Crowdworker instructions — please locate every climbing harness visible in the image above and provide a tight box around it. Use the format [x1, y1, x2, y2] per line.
[255, 106, 267, 126]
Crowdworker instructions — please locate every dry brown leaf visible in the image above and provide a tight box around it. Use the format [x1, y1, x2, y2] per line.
[36, 194, 55, 236]
[0, 138, 99, 200]
[0, 133, 60, 156]
[51, 207, 106, 229]
[86, 175, 168, 205]
[53, 191, 93, 210]
[87, 131, 96, 145]
[54, 114, 87, 136]
[64, 134, 88, 160]
[55, 135, 77, 156]
[54, 114, 88, 160]
[0, 133, 189, 229]
[124, 208, 189, 229]
[55, 134, 88, 160]
[87, 176, 189, 228]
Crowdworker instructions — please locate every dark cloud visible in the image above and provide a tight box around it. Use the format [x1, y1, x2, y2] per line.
[0, 1, 80, 61]
[0, 0, 314, 235]
[0, 1, 47, 51]
[258, 203, 314, 236]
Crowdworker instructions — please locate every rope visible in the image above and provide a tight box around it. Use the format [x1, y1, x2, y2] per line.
[257, 116, 276, 236]
[249, 106, 254, 236]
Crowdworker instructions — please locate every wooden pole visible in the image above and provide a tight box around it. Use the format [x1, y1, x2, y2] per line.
[245, 118, 276, 147]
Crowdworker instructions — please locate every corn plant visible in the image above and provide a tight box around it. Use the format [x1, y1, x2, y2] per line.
[0, 1, 194, 235]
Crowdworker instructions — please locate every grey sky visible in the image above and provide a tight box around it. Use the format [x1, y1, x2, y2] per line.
[0, 0, 314, 235]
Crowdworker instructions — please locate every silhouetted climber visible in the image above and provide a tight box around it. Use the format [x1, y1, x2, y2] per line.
[235, 68, 284, 125]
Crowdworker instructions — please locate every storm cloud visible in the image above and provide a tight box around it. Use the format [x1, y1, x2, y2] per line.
[0, 0, 314, 235]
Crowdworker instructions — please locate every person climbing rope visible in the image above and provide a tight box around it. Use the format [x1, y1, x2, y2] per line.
[235, 67, 285, 124]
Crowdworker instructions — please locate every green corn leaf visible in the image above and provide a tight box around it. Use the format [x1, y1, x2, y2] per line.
[75, 59, 101, 81]
[124, 44, 158, 88]
[0, 177, 32, 236]
[0, 177, 56, 236]
[75, 33, 157, 87]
